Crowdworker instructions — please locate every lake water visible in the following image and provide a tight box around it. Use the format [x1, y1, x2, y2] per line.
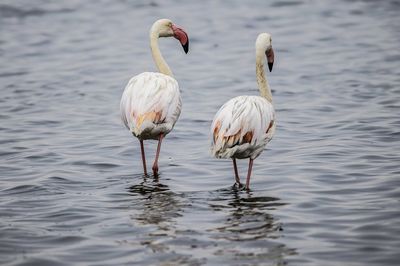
[1, 0, 400, 265]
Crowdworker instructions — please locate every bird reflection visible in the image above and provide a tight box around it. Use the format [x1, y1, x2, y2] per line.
[127, 174, 186, 253]
[210, 187, 285, 241]
[127, 174, 183, 228]
[209, 186, 296, 262]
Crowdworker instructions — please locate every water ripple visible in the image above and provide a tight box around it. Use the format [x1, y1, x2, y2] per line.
[0, 0, 399, 265]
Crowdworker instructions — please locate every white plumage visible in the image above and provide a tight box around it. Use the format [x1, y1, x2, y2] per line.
[210, 32, 276, 189]
[120, 19, 189, 175]
[211, 95, 275, 159]
[120, 72, 182, 140]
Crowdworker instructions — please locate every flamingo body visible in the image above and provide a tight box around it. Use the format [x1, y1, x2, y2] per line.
[120, 72, 182, 140]
[211, 95, 275, 160]
[120, 18, 189, 175]
[210, 32, 276, 189]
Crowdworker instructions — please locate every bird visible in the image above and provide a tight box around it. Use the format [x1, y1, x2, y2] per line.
[210, 33, 276, 190]
[120, 19, 189, 175]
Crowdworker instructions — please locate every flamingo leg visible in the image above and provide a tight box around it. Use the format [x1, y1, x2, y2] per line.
[152, 133, 164, 175]
[140, 140, 148, 175]
[245, 158, 254, 190]
[232, 158, 241, 185]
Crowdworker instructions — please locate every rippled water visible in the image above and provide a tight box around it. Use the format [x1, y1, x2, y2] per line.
[1, 0, 400, 265]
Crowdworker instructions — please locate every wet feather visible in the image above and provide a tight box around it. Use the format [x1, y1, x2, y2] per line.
[211, 95, 275, 159]
[120, 72, 182, 140]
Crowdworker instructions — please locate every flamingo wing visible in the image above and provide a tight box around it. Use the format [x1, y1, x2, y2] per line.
[120, 72, 182, 139]
[211, 95, 275, 159]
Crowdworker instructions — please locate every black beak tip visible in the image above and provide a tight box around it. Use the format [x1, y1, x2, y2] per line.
[182, 40, 189, 54]
[268, 62, 273, 72]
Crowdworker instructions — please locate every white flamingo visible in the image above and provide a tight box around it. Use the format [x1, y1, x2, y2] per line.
[211, 33, 276, 190]
[120, 19, 189, 175]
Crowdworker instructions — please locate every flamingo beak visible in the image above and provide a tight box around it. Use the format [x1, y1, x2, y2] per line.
[172, 24, 189, 54]
[266, 47, 274, 72]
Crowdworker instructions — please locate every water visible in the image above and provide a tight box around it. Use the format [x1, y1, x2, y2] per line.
[1, 0, 400, 265]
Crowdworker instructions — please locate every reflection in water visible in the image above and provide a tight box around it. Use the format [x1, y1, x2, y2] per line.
[209, 187, 296, 263]
[127, 174, 185, 253]
[212, 188, 284, 241]
[128, 174, 184, 228]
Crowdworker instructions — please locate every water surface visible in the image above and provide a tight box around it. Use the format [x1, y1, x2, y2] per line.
[1, 0, 400, 265]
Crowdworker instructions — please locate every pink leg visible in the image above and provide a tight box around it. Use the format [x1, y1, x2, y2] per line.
[245, 158, 254, 190]
[140, 140, 147, 175]
[232, 159, 241, 185]
[152, 134, 164, 175]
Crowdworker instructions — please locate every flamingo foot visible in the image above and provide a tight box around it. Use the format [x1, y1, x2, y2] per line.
[139, 140, 148, 175]
[233, 182, 243, 189]
[152, 164, 159, 175]
[245, 158, 254, 191]
[152, 133, 163, 176]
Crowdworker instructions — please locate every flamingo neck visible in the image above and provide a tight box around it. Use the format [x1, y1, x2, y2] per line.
[256, 51, 272, 103]
[150, 27, 173, 77]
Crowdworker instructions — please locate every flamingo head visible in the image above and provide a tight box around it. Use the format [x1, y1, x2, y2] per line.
[154, 19, 189, 54]
[256, 33, 274, 72]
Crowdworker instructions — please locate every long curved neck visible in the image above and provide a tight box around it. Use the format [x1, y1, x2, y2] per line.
[150, 27, 173, 77]
[256, 51, 272, 103]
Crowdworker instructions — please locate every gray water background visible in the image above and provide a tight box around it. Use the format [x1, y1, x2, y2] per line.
[1, 0, 400, 265]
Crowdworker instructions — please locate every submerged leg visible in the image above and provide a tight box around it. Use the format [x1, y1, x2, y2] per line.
[152, 133, 164, 175]
[140, 140, 147, 175]
[245, 158, 254, 190]
[232, 158, 241, 186]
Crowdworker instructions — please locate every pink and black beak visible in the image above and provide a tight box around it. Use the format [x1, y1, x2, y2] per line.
[172, 24, 189, 54]
[266, 47, 274, 72]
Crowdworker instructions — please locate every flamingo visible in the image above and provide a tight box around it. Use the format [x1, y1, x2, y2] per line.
[211, 33, 276, 190]
[120, 19, 189, 175]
